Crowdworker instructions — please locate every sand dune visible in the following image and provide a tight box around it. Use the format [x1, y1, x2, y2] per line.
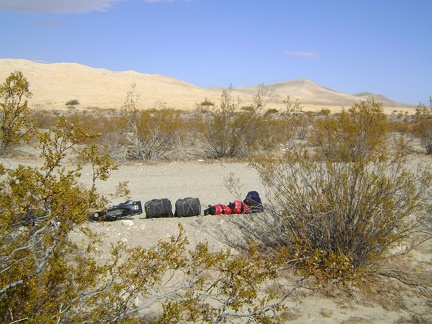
[0, 59, 216, 110]
[235, 78, 362, 106]
[0, 59, 414, 113]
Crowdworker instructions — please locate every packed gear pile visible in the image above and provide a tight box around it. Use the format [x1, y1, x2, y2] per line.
[90, 191, 263, 221]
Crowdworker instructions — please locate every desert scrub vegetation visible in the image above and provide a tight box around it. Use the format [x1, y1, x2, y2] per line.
[246, 98, 432, 285]
[411, 103, 432, 154]
[0, 71, 33, 155]
[24, 80, 431, 164]
[1, 70, 431, 321]
[308, 97, 388, 162]
[197, 84, 299, 159]
[0, 72, 302, 322]
[65, 98, 80, 108]
[0, 116, 123, 321]
[1, 115, 298, 322]
[119, 84, 183, 161]
[28, 82, 312, 161]
[197, 85, 262, 159]
[4, 67, 427, 164]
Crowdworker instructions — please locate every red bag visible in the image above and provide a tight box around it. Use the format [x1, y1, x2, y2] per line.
[223, 204, 233, 214]
[242, 203, 251, 214]
[212, 204, 232, 215]
[232, 200, 243, 214]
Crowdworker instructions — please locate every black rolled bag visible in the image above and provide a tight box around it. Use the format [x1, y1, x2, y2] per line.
[90, 200, 143, 221]
[144, 198, 173, 218]
[174, 197, 201, 217]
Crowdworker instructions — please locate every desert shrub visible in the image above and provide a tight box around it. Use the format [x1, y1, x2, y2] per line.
[388, 118, 411, 134]
[386, 117, 416, 155]
[125, 108, 182, 160]
[201, 85, 247, 158]
[68, 111, 128, 155]
[93, 114, 129, 160]
[248, 99, 432, 285]
[198, 97, 215, 109]
[65, 99, 80, 107]
[250, 96, 310, 153]
[0, 116, 126, 321]
[279, 96, 312, 142]
[0, 71, 33, 155]
[98, 232, 294, 323]
[1, 115, 296, 322]
[317, 108, 331, 116]
[201, 84, 275, 159]
[252, 145, 431, 285]
[264, 108, 279, 116]
[411, 104, 432, 154]
[120, 85, 182, 160]
[282, 95, 302, 115]
[30, 109, 61, 130]
[256, 116, 288, 152]
[31, 110, 129, 160]
[309, 97, 388, 162]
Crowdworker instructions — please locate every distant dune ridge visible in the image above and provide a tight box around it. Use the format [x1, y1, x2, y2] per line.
[0, 59, 413, 113]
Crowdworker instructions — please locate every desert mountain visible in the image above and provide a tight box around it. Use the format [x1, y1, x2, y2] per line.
[353, 91, 396, 104]
[236, 79, 367, 106]
[0, 59, 412, 112]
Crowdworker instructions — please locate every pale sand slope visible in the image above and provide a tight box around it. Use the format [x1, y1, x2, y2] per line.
[0, 59, 416, 114]
[2, 155, 430, 323]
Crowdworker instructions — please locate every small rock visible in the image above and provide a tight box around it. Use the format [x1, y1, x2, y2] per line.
[121, 220, 134, 227]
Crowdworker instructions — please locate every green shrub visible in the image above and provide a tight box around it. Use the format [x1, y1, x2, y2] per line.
[276, 95, 312, 142]
[31, 109, 60, 130]
[264, 108, 279, 116]
[199, 97, 215, 107]
[249, 99, 432, 285]
[0, 71, 33, 154]
[411, 104, 432, 154]
[0, 114, 293, 322]
[120, 85, 183, 160]
[201, 84, 275, 159]
[65, 99, 80, 107]
[0, 116, 124, 321]
[309, 98, 388, 162]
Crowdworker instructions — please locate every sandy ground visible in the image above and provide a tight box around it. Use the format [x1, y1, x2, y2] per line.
[2, 156, 431, 323]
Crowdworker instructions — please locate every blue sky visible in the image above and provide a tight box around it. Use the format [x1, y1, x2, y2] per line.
[0, 0, 430, 105]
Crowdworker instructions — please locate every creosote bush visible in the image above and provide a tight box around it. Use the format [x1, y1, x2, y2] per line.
[0, 114, 296, 322]
[200, 84, 278, 158]
[411, 104, 432, 154]
[120, 84, 182, 160]
[26, 81, 319, 162]
[309, 97, 388, 162]
[65, 99, 80, 107]
[0, 116, 125, 321]
[250, 99, 432, 285]
[0, 71, 33, 155]
[1, 73, 299, 323]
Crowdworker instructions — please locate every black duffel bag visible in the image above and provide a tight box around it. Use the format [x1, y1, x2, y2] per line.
[90, 200, 143, 221]
[144, 198, 173, 218]
[174, 197, 201, 217]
